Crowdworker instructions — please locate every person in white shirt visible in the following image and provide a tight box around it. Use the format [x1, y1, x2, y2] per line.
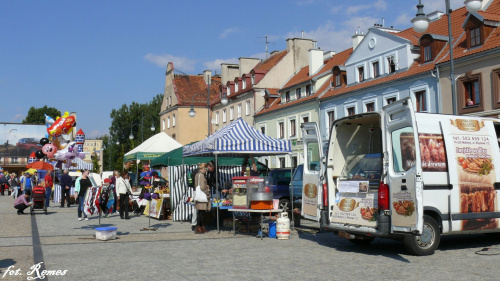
[116, 171, 132, 220]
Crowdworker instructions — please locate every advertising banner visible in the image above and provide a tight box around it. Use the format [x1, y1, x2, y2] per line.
[331, 180, 377, 227]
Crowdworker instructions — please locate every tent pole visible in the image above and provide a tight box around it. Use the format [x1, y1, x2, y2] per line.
[216, 154, 220, 234]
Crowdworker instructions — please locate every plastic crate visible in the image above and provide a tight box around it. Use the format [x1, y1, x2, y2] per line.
[95, 227, 117, 241]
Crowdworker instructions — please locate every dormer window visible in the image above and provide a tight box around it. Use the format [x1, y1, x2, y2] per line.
[227, 87, 231, 96]
[242, 79, 246, 89]
[423, 45, 432, 62]
[335, 74, 341, 86]
[296, 88, 301, 99]
[285, 91, 290, 103]
[372, 61, 380, 78]
[357, 66, 365, 82]
[387, 56, 396, 74]
[235, 82, 239, 92]
[306, 85, 311, 96]
[251, 75, 255, 85]
[470, 27, 481, 47]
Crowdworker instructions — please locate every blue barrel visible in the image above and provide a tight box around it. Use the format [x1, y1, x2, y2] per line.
[269, 222, 277, 238]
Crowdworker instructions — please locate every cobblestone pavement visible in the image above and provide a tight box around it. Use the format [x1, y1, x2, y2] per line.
[1, 194, 500, 281]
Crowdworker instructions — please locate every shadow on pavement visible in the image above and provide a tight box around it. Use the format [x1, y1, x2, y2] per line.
[0, 258, 17, 273]
[75, 224, 116, 230]
[438, 233, 500, 252]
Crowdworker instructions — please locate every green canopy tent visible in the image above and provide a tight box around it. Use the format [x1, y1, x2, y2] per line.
[151, 146, 243, 166]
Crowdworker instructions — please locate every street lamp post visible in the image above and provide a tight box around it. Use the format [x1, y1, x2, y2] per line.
[108, 136, 120, 171]
[129, 113, 156, 143]
[412, 0, 483, 115]
[188, 79, 228, 136]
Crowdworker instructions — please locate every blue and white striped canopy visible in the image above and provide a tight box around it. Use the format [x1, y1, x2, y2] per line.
[183, 118, 291, 157]
[51, 157, 93, 171]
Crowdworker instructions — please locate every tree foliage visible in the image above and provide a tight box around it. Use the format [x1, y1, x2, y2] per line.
[103, 94, 162, 171]
[23, 106, 62, 125]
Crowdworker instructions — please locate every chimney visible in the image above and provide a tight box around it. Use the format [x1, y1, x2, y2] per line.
[352, 28, 365, 51]
[427, 11, 444, 22]
[323, 51, 336, 60]
[203, 70, 212, 85]
[309, 49, 324, 75]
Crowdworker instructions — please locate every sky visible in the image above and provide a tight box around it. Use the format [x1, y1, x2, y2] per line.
[0, 0, 466, 139]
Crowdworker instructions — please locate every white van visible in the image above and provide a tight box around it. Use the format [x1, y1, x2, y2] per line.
[301, 98, 500, 255]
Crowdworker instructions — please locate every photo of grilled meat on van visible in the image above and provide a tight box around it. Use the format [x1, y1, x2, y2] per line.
[360, 207, 377, 221]
[393, 200, 415, 217]
[419, 133, 447, 172]
[460, 185, 498, 230]
[457, 157, 493, 175]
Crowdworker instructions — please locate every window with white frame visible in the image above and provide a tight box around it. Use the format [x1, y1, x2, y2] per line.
[302, 115, 309, 124]
[411, 86, 429, 112]
[383, 92, 399, 105]
[296, 88, 302, 99]
[215, 111, 219, 124]
[327, 110, 335, 132]
[306, 85, 311, 96]
[279, 157, 286, 168]
[372, 61, 380, 78]
[387, 55, 396, 74]
[245, 101, 250, 115]
[251, 75, 255, 85]
[357, 66, 365, 82]
[223, 109, 227, 123]
[363, 98, 376, 113]
[278, 121, 285, 138]
[230, 107, 234, 120]
[289, 119, 296, 137]
[237, 104, 241, 117]
[242, 79, 246, 89]
[344, 102, 357, 116]
[347, 107, 355, 116]
[260, 125, 266, 135]
[235, 82, 239, 92]
[227, 87, 231, 96]
[167, 117, 170, 128]
[173, 114, 176, 127]
[162, 119, 165, 130]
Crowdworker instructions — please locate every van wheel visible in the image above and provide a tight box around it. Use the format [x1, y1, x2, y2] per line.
[279, 199, 290, 211]
[348, 237, 374, 245]
[403, 215, 440, 256]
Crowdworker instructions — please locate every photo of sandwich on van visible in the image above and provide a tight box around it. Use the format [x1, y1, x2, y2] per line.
[460, 184, 498, 230]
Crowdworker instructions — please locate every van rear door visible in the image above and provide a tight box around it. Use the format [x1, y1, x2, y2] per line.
[300, 122, 324, 221]
[383, 98, 424, 234]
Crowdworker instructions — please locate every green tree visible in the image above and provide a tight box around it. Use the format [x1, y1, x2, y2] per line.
[22, 106, 62, 124]
[105, 94, 162, 171]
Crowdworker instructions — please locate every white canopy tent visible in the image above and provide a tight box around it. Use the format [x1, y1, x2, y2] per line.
[124, 132, 182, 162]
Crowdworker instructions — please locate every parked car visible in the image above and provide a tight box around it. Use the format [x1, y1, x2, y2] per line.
[16, 138, 42, 152]
[264, 168, 294, 211]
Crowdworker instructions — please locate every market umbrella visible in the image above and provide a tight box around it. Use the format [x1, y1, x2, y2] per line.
[25, 168, 37, 175]
[26, 161, 54, 171]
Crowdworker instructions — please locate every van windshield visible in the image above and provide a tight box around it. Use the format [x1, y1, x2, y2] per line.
[341, 153, 382, 183]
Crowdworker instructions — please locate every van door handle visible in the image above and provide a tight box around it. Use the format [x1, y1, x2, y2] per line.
[401, 185, 407, 190]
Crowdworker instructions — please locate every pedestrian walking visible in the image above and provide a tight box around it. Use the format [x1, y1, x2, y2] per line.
[59, 169, 72, 207]
[194, 163, 210, 234]
[9, 173, 20, 199]
[110, 170, 119, 214]
[21, 173, 33, 194]
[116, 171, 132, 220]
[75, 169, 91, 221]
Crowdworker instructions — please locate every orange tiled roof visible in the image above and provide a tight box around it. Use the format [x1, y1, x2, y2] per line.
[282, 48, 353, 89]
[173, 75, 221, 106]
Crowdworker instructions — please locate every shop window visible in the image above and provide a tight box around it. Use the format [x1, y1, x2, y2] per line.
[458, 74, 483, 114]
[357, 66, 365, 82]
[372, 61, 380, 78]
[388, 56, 396, 74]
[347, 107, 355, 116]
[296, 88, 302, 99]
[366, 102, 375, 112]
[290, 119, 296, 137]
[415, 91, 427, 112]
[306, 85, 311, 96]
[279, 122, 284, 138]
[279, 157, 286, 168]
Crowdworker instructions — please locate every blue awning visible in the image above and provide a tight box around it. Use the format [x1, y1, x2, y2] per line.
[183, 118, 291, 157]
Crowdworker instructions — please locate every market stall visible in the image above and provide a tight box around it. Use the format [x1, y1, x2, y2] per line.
[52, 157, 94, 204]
[183, 118, 292, 232]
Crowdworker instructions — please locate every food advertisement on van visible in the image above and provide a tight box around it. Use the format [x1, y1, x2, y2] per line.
[400, 133, 447, 172]
[331, 181, 377, 227]
[448, 119, 498, 231]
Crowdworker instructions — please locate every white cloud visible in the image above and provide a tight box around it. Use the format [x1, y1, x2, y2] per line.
[420, 0, 463, 12]
[144, 53, 197, 72]
[10, 114, 24, 122]
[344, 16, 382, 33]
[287, 21, 352, 52]
[219, 28, 239, 39]
[203, 57, 239, 70]
[346, 0, 387, 14]
[394, 13, 413, 27]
